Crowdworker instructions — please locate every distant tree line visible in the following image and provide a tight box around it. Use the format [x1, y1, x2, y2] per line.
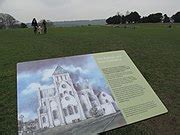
[106, 11, 180, 24]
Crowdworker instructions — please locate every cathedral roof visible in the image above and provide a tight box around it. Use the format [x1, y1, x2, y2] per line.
[53, 66, 67, 75]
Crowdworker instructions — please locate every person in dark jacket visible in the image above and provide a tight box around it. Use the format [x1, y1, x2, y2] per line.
[42, 20, 47, 34]
[31, 18, 38, 34]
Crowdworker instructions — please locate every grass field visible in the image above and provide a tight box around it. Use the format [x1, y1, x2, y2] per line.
[0, 24, 180, 135]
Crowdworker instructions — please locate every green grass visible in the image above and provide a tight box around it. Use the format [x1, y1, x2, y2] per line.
[0, 24, 180, 135]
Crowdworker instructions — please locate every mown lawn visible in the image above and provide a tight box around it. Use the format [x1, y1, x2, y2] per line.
[0, 24, 180, 135]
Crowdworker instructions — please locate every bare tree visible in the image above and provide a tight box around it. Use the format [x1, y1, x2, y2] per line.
[5, 14, 16, 28]
[0, 13, 16, 29]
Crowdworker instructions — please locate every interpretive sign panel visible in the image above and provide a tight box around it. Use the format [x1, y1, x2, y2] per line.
[17, 50, 167, 135]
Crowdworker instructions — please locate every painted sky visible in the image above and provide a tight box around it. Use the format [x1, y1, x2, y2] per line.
[17, 55, 112, 122]
[0, 0, 179, 22]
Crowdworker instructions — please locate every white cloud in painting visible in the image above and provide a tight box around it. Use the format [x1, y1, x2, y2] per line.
[62, 65, 89, 75]
[21, 83, 54, 96]
[41, 68, 55, 81]
[17, 72, 31, 80]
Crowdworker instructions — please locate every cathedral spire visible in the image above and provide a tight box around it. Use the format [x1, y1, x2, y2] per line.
[53, 65, 67, 75]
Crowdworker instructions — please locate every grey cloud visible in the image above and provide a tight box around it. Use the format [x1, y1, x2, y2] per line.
[0, 0, 5, 6]
[39, 0, 71, 6]
[0, 0, 180, 22]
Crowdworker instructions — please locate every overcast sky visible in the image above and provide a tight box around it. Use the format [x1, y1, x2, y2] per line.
[0, 0, 179, 22]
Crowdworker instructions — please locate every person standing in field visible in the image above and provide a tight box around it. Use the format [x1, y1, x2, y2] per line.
[42, 20, 47, 34]
[31, 18, 38, 34]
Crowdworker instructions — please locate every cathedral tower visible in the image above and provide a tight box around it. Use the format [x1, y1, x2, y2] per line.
[52, 66, 86, 124]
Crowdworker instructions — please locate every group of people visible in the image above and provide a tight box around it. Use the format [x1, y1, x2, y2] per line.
[31, 18, 47, 34]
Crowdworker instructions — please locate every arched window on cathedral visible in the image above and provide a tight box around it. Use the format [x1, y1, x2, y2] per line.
[103, 108, 105, 112]
[43, 102, 46, 106]
[105, 99, 109, 103]
[42, 117, 46, 123]
[88, 92, 91, 97]
[60, 93, 63, 98]
[53, 110, 58, 120]
[69, 91, 73, 96]
[74, 106, 78, 113]
[40, 91, 43, 98]
[40, 108, 43, 114]
[63, 108, 68, 116]
[82, 104, 87, 111]
[64, 91, 68, 94]
[56, 76, 59, 81]
[68, 106, 74, 115]
[53, 89, 56, 96]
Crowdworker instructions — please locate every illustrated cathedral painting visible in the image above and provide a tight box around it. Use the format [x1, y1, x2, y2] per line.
[38, 65, 118, 128]
[17, 55, 126, 135]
